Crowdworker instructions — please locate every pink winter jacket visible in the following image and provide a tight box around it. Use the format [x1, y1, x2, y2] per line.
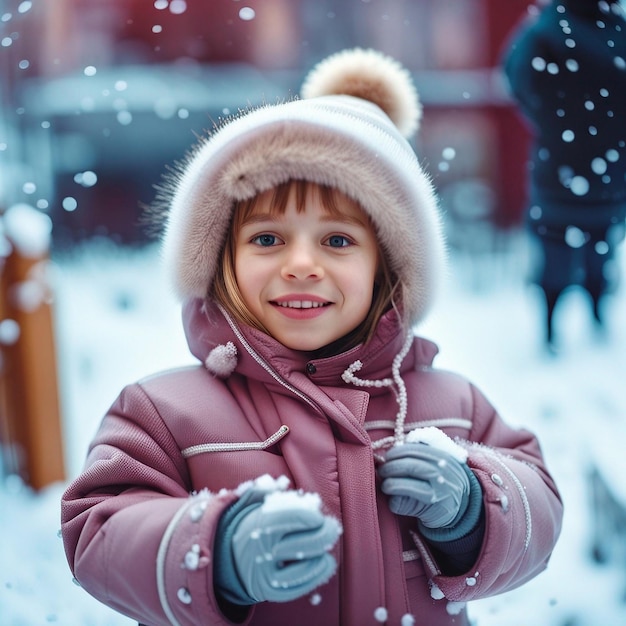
[61, 299, 563, 626]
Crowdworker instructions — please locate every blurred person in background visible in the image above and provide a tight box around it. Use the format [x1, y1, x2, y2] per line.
[503, 0, 626, 350]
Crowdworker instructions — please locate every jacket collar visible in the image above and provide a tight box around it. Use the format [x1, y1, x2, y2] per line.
[182, 298, 439, 386]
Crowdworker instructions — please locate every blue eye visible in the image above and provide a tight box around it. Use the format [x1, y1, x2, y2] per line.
[253, 234, 277, 247]
[327, 235, 351, 248]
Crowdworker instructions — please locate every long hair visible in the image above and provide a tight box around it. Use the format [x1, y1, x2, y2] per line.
[212, 180, 401, 355]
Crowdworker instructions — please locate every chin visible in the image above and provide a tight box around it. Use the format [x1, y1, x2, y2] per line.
[280, 336, 332, 352]
[285, 341, 326, 352]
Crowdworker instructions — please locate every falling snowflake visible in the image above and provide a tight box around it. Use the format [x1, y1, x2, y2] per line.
[373, 606, 388, 622]
[569, 176, 590, 196]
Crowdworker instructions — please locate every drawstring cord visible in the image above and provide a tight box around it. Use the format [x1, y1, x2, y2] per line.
[341, 332, 414, 447]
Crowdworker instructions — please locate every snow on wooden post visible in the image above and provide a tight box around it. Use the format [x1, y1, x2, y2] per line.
[0, 203, 65, 489]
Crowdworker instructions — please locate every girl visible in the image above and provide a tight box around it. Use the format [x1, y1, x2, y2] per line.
[62, 48, 563, 626]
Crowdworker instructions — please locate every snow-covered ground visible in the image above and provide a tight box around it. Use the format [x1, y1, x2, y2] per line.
[1, 234, 626, 625]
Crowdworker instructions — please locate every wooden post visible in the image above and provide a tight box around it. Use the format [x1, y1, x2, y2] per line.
[0, 208, 65, 489]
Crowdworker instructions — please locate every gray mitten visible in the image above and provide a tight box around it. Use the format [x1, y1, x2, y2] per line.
[378, 441, 471, 529]
[215, 481, 341, 605]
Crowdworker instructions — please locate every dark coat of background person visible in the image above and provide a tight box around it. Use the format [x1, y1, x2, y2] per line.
[503, 0, 626, 347]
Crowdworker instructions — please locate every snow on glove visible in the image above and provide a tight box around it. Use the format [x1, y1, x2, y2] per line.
[378, 441, 471, 529]
[215, 477, 342, 605]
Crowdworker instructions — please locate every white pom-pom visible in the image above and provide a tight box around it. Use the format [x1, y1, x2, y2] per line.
[301, 47, 421, 137]
[204, 341, 238, 377]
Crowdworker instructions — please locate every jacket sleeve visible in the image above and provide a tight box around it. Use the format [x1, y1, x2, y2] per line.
[61, 383, 241, 626]
[415, 381, 563, 604]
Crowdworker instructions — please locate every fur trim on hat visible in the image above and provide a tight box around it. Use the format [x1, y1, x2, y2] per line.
[301, 48, 422, 138]
[159, 48, 446, 327]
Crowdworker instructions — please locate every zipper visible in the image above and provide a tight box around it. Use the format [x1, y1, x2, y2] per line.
[410, 531, 442, 577]
[219, 305, 324, 414]
[402, 549, 421, 562]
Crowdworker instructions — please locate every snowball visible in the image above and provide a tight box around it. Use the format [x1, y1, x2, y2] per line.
[309, 593, 322, 605]
[262, 490, 322, 514]
[405, 427, 468, 463]
[236, 474, 290, 497]
[2, 203, 51, 257]
[401, 614, 416, 626]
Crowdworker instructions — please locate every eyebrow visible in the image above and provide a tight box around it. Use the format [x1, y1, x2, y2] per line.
[241, 213, 368, 227]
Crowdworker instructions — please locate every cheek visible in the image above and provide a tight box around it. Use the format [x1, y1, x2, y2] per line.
[235, 252, 267, 304]
[233, 254, 252, 298]
[346, 259, 378, 305]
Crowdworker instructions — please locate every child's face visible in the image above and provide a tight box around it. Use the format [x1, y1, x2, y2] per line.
[234, 184, 379, 351]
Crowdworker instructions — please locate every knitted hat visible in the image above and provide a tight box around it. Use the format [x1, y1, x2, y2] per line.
[161, 47, 445, 326]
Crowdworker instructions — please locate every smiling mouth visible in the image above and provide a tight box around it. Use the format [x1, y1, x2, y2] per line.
[273, 300, 331, 309]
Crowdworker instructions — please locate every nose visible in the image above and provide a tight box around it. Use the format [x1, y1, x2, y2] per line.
[281, 242, 324, 280]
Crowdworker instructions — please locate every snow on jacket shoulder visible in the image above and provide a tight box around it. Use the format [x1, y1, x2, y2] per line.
[61, 299, 562, 626]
